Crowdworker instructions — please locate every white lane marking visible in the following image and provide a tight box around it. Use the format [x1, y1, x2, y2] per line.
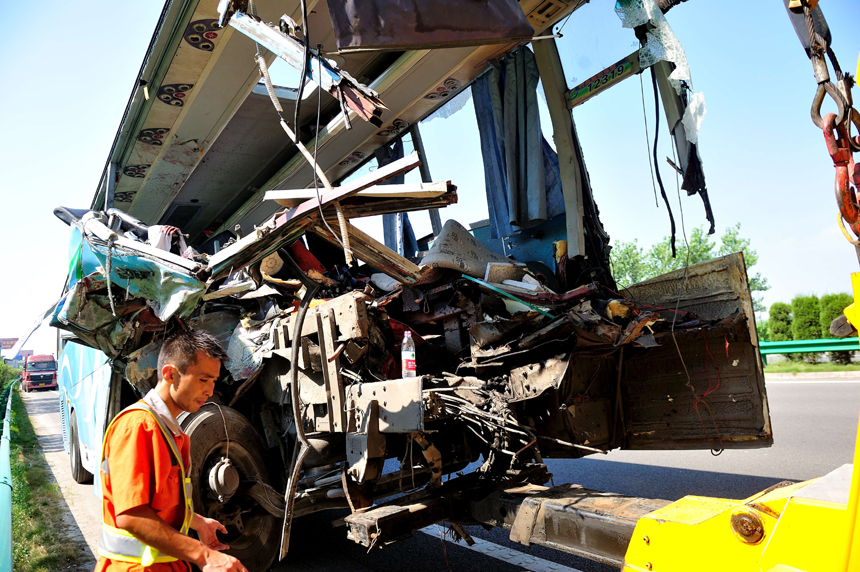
[419, 526, 584, 572]
[767, 379, 860, 385]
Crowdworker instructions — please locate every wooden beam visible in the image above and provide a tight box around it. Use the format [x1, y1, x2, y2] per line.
[280, 152, 421, 224]
[204, 153, 421, 279]
[308, 220, 423, 285]
[330, 190, 457, 220]
[266, 181, 449, 207]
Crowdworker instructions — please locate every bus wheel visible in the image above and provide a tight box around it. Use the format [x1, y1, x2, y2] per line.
[69, 410, 94, 484]
[182, 405, 278, 572]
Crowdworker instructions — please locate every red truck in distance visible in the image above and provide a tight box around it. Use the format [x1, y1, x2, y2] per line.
[22, 354, 57, 392]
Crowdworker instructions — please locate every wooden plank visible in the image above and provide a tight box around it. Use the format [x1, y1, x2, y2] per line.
[280, 152, 421, 225]
[308, 220, 423, 285]
[331, 187, 457, 219]
[205, 153, 420, 279]
[266, 181, 449, 207]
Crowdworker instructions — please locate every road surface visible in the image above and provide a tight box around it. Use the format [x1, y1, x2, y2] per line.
[19, 387, 101, 569]
[20, 378, 860, 571]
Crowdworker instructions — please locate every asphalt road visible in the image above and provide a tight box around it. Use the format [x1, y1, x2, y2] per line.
[19, 387, 101, 571]
[21, 379, 860, 572]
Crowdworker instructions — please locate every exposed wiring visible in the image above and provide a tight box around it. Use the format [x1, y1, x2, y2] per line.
[248, 0, 349, 264]
[257, 53, 283, 114]
[211, 402, 231, 459]
[436, 523, 453, 572]
[311, 45, 351, 257]
[105, 236, 117, 316]
[554, 11, 574, 36]
[700, 330, 721, 398]
[667, 137, 723, 455]
[293, 0, 309, 144]
[640, 73, 659, 207]
[650, 66, 677, 258]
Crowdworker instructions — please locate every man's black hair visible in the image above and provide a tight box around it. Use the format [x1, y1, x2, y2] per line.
[157, 329, 228, 379]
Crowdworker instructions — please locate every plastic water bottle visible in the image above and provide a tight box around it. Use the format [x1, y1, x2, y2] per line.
[401, 331, 416, 378]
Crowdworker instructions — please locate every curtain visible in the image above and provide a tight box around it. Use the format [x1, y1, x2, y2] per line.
[374, 139, 419, 257]
[472, 47, 565, 239]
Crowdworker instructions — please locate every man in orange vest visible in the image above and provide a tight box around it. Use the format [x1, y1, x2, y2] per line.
[96, 329, 248, 572]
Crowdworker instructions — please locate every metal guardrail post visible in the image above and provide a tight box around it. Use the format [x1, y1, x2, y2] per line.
[0, 381, 15, 572]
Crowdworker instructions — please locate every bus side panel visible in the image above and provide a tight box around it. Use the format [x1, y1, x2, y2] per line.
[87, 361, 112, 498]
[58, 339, 110, 493]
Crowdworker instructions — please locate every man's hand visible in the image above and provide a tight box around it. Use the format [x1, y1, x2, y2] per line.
[192, 514, 230, 551]
[200, 549, 248, 572]
[116, 506, 247, 572]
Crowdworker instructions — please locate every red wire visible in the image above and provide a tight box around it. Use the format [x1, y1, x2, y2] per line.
[701, 330, 722, 397]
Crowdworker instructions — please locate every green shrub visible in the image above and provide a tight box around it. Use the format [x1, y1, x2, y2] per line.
[768, 302, 793, 341]
[792, 295, 822, 364]
[0, 362, 20, 385]
[756, 320, 770, 342]
[769, 302, 801, 362]
[820, 292, 855, 364]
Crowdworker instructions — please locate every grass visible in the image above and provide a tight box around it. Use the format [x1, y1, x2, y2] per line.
[9, 386, 91, 571]
[764, 361, 860, 373]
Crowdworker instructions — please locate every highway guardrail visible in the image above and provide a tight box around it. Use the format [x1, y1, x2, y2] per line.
[759, 337, 860, 364]
[1, 380, 15, 572]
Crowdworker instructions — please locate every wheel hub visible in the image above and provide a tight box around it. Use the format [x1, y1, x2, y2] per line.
[208, 457, 240, 503]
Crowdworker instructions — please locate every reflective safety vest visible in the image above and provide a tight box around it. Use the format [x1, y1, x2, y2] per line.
[98, 402, 194, 567]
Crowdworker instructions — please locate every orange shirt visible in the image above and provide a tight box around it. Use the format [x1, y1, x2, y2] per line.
[95, 406, 192, 572]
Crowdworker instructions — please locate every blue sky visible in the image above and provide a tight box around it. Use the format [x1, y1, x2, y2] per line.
[1, 0, 858, 356]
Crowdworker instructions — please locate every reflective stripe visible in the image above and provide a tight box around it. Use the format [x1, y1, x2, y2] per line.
[99, 402, 194, 563]
[98, 525, 178, 564]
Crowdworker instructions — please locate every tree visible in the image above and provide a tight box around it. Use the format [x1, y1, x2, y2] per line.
[717, 223, 769, 301]
[768, 302, 793, 342]
[755, 320, 770, 342]
[609, 239, 648, 286]
[0, 362, 20, 385]
[792, 295, 822, 364]
[820, 292, 855, 364]
[769, 302, 801, 362]
[610, 223, 770, 312]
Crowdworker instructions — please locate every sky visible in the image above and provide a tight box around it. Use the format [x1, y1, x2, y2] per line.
[1, 0, 858, 357]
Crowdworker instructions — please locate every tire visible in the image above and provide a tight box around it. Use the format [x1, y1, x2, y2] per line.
[69, 409, 94, 484]
[182, 406, 278, 572]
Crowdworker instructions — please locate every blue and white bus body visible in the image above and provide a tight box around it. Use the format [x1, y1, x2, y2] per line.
[55, 224, 114, 497]
[58, 341, 111, 495]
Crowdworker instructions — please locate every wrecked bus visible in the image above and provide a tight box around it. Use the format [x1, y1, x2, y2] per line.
[51, 1, 771, 570]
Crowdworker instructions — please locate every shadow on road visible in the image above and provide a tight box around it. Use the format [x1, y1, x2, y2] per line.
[38, 433, 66, 454]
[272, 459, 795, 572]
[548, 457, 793, 501]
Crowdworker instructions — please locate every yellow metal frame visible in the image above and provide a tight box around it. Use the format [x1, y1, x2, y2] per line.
[841, 272, 860, 570]
[622, 480, 848, 571]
